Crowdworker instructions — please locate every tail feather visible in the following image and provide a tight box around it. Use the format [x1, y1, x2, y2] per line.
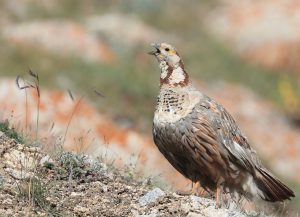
[255, 167, 295, 202]
[261, 169, 291, 198]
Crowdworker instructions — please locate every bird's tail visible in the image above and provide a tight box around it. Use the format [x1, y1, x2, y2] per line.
[254, 167, 295, 202]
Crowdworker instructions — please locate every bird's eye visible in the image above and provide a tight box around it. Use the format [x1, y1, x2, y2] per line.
[165, 48, 170, 51]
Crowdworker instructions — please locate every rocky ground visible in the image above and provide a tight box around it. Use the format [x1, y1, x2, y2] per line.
[0, 130, 269, 217]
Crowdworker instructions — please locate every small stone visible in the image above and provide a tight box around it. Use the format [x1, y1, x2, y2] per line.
[27, 146, 40, 152]
[181, 202, 191, 213]
[2, 198, 13, 206]
[172, 192, 183, 198]
[187, 212, 202, 217]
[74, 205, 90, 213]
[138, 188, 165, 207]
[102, 198, 110, 203]
[190, 195, 212, 208]
[102, 185, 108, 192]
[70, 192, 83, 197]
[137, 214, 158, 217]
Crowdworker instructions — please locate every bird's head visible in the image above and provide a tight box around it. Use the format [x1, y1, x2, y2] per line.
[149, 42, 189, 87]
[148, 42, 181, 66]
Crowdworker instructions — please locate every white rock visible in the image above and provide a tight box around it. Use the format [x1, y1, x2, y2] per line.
[102, 185, 108, 193]
[4, 167, 34, 179]
[138, 188, 165, 207]
[70, 192, 83, 197]
[3, 148, 37, 179]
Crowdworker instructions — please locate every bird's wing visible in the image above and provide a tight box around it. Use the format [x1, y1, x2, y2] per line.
[180, 110, 230, 173]
[194, 95, 259, 171]
[153, 104, 229, 183]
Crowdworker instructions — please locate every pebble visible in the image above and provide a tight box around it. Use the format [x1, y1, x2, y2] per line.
[138, 188, 165, 207]
[74, 205, 90, 213]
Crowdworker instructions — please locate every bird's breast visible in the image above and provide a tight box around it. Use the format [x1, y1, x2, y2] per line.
[153, 88, 202, 124]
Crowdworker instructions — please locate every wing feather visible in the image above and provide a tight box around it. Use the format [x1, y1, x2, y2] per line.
[197, 95, 258, 172]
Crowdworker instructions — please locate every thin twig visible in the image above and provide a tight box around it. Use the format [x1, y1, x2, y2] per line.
[25, 82, 28, 134]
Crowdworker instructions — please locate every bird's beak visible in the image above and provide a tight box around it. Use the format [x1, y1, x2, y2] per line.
[148, 43, 161, 55]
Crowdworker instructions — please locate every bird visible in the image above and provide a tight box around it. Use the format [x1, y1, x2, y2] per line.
[149, 42, 295, 206]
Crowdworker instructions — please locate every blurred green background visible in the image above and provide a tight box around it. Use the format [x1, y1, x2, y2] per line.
[1, 0, 299, 130]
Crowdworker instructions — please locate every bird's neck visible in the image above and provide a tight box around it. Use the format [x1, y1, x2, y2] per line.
[159, 60, 189, 88]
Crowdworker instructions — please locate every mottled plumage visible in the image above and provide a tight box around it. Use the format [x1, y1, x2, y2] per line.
[150, 42, 295, 204]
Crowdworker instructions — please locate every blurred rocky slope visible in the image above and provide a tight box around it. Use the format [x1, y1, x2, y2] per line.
[208, 0, 300, 121]
[209, 0, 300, 74]
[0, 79, 299, 196]
[1, 0, 299, 122]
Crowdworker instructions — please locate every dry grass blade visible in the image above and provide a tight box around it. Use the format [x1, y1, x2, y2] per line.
[26, 69, 41, 140]
[93, 89, 104, 98]
[28, 69, 38, 78]
[15, 75, 33, 90]
[36, 85, 40, 98]
[62, 96, 84, 147]
[49, 122, 55, 132]
[67, 89, 75, 101]
[15, 74, 35, 133]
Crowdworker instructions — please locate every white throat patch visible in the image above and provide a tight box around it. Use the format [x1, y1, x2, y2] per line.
[169, 66, 185, 84]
